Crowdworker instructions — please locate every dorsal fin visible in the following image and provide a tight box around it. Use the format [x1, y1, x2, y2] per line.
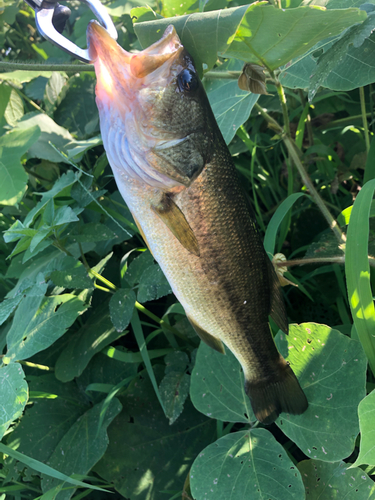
[151, 194, 200, 256]
[266, 257, 289, 334]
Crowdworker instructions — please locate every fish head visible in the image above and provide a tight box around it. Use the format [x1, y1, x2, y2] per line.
[87, 21, 213, 190]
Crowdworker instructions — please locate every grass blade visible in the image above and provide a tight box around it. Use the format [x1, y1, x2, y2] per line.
[0, 443, 109, 493]
[131, 309, 166, 414]
[264, 192, 307, 255]
[345, 179, 375, 375]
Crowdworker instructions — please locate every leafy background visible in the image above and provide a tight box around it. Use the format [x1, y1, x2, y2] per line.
[1, 0, 375, 499]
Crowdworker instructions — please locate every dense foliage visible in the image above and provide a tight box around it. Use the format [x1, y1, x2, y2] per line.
[1, 0, 375, 498]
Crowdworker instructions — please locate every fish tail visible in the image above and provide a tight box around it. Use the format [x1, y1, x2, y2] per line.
[245, 356, 308, 425]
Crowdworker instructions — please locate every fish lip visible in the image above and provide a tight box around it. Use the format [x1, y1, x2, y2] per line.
[87, 21, 183, 76]
[87, 20, 122, 62]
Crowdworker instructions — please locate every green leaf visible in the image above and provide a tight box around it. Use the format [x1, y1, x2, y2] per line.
[0, 83, 11, 121]
[94, 369, 216, 500]
[4, 88, 24, 126]
[190, 341, 254, 423]
[14, 113, 76, 164]
[204, 59, 259, 145]
[134, 5, 249, 75]
[124, 250, 154, 286]
[109, 288, 136, 332]
[159, 352, 190, 425]
[264, 192, 307, 255]
[48, 263, 94, 290]
[0, 363, 28, 439]
[137, 263, 172, 303]
[0, 296, 23, 327]
[54, 304, 122, 382]
[41, 398, 122, 499]
[298, 459, 375, 498]
[67, 222, 116, 243]
[275, 323, 367, 461]
[44, 73, 67, 115]
[0, 71, 55, 83]
[308, 8, 375, 100]
[25, 76, 49, 101]
[353, 390, 375, 467]
[345, 179, 375, 376]
[161, 0, 199, 18]
[0, 126, 41, 206]
[6, 294, 87, 362]
[23, 170, 76, 227]
[8, 374, 90, 462]
[190, 429, 305, 500]
[222, 4, 366, 71]
[54, 73, 99, 139]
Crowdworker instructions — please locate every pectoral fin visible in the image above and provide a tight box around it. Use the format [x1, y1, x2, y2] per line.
[266, 257, 289, 334]
[152, 194, 200, 257]
[188, 315, 225, 354]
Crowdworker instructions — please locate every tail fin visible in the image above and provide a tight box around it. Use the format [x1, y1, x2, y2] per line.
[245, 357, 308, 425]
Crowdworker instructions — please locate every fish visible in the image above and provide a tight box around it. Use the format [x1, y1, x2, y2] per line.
[86, 21, 308, 424]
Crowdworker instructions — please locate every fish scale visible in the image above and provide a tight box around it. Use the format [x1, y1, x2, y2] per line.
[87, 20, 308, 424]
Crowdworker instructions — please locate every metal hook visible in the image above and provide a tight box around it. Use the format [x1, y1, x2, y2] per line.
[24, 0, 117, 63]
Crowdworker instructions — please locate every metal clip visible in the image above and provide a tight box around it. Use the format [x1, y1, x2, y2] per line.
[24, 0, 117, 63]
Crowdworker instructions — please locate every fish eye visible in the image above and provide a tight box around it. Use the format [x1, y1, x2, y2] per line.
[177, 69, 199, 93]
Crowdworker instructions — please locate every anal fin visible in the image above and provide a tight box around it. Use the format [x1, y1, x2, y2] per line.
[266, 257, 289, 333]
[187, 315, 225, 354]
[152, 194, 200, 257]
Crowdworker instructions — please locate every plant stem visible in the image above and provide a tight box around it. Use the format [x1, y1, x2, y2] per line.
[360, 86, 370, 153]
[298, 89, 314, 147]
[135, 302, 191, 342]
[204, 70, 241, 79]
[18, 360, 53, 371]
[254, 102, 345, 245]
[0, 61, 94, 72]
[271, 71, 290, 137]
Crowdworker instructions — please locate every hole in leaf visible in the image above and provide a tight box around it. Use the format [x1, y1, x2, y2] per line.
[306, 338, 312, 344]
[312, 447, 317, 450]
[22, 336, 27, 341]
[312, 48, 323, 58]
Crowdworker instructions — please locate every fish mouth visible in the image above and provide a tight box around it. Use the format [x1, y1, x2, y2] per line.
[87, 21, 183, 79]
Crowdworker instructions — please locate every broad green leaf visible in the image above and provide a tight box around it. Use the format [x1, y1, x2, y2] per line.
[55, 304, 122, 382]
[204, 59, 259, 145]
[14, 113, 77, 164]
[137, 263, 172, 303]
[308, 8, 375, 100]
[275, 323, 367, 461]
[67, 222, 116, 243]
[24, 170, 77, 227]
[223, 4, 365, 71]
[8, 374, 90, 462]
[54, 73, 99, 139]
[190, 341, 254, 423]
[190, 429, 305, 500]
[6, 294, 87, 362]
[0, 126, 41, 205]
[25, 76, 49, 101]
[4, 88, 24, 126]
[0, 296, 22, 327]
[298, 459, 375, 499]
[124, 251, 154, 286]
[0, 281, 47, 326]
[44, 73, 67, 115]
[109, 288, 136, 332]
[0, 83, 11, 120]
[159, 351, 190, 424]
[345, 179, 375, 376]
[94, 369, 216, 500]
[134, 5, 249, 75]
[0, 71, 54, 83]
[353, 390, 375, 467]
[48, 263, 94, 290]
[161, 0, 199, 18]
[0, 363, 28, 439]
[41, 398, 122, 499]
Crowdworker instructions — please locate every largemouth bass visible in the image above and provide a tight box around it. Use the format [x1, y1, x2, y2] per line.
[87, 21, 308, 424]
